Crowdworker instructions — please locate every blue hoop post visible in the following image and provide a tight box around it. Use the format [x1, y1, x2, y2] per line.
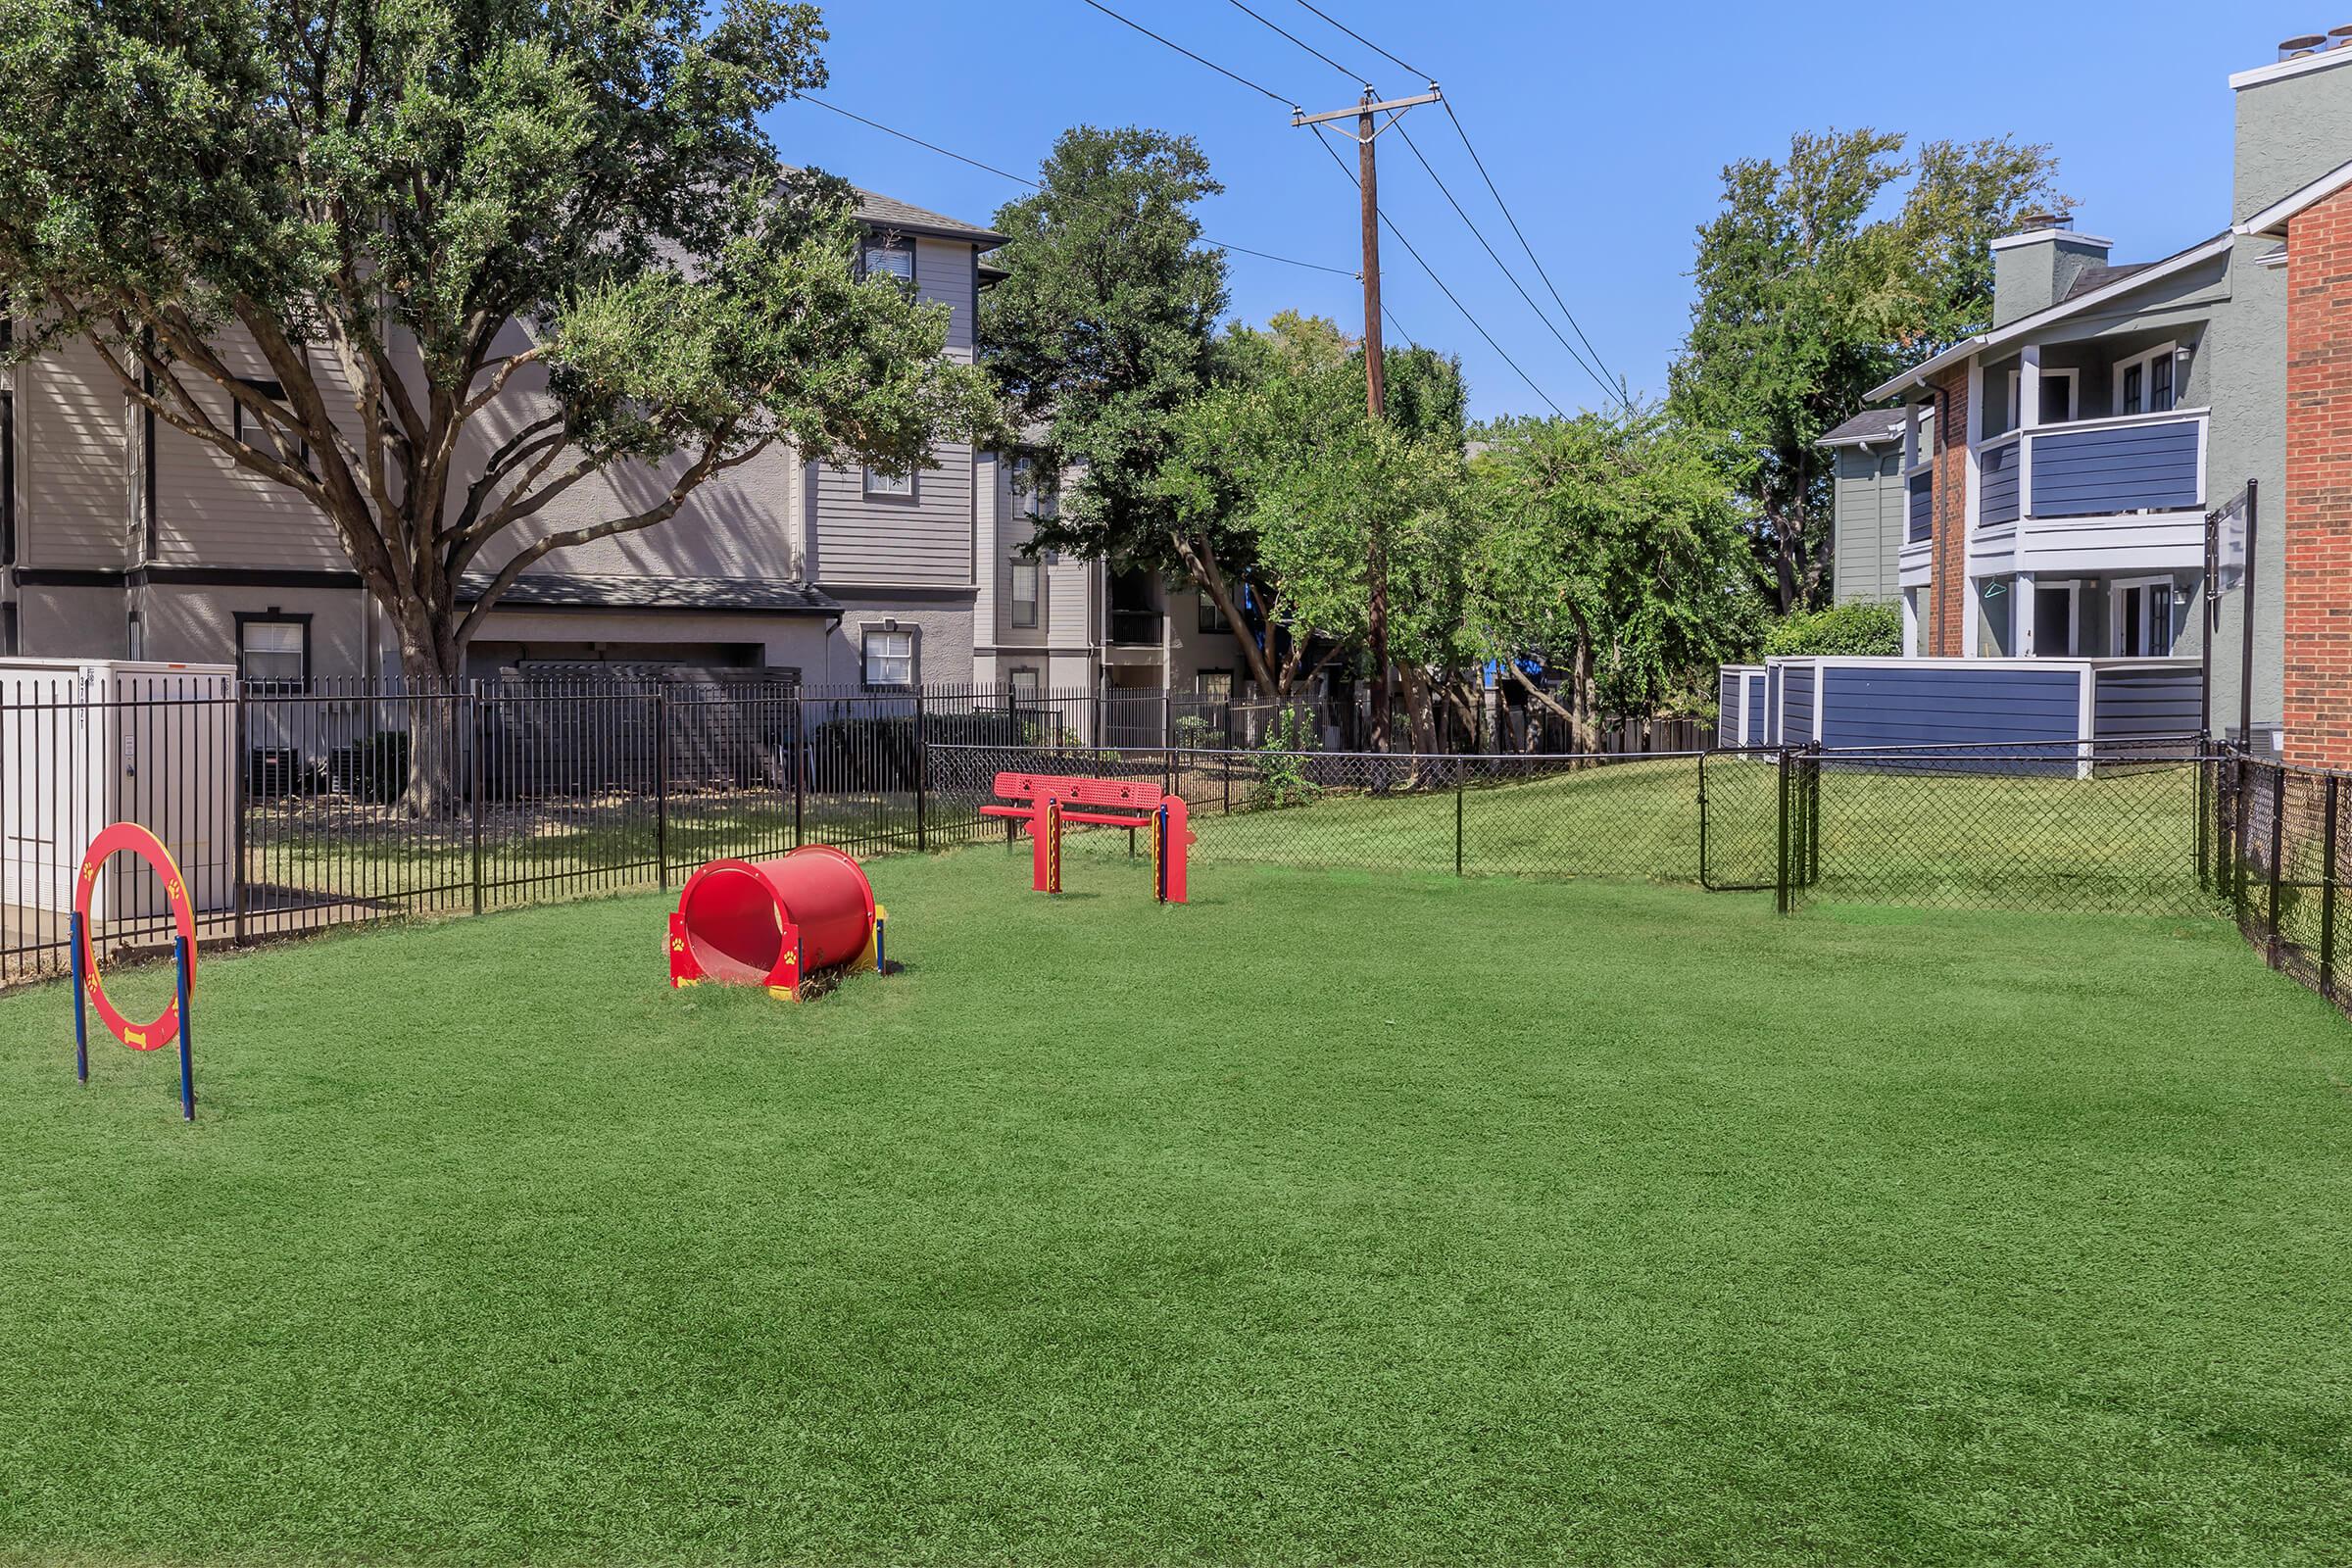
[173, 936, 195, 1122]
[69, 911, 89, 1085]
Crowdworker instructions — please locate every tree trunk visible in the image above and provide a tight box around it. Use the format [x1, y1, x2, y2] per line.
[394, 612, 466, 818]
[1571, 629, 1598, 758]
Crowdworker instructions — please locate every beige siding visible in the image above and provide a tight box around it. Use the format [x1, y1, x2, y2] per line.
[152, 332, 352, 571]
[812, 445, 972, 587]
[23, 337, 132, 569]
[916, 236, 975, 364]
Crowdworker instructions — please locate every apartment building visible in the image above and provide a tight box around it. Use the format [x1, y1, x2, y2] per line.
[1817, 27, 2352, 757]
[1, 181, 1221, 702]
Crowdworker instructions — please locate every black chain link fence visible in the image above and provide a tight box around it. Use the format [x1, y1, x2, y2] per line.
[18, 669, 2331, 1022]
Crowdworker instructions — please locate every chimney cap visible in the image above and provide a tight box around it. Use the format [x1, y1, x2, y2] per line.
[2281, 33, 2328, 58]
[2016, 207, 2072, 231]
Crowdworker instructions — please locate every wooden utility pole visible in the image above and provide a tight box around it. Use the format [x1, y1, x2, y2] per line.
[1295, 84, 1441, 753]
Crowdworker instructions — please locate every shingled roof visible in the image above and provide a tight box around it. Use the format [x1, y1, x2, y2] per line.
[852, 185, 1009, 249]
[1817, 409, 1906, 447]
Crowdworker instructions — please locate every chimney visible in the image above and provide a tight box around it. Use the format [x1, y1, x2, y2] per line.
[2236, 27, 2352, 221]
[1990, 212, 2111, 326]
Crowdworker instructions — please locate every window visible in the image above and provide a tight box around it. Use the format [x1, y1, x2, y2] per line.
[1012, 456, 1058, 520]
[860, 628, 914, 689]
[861, 235, 915, 289]
[1008, 666, 1041, 703]
[237, 614, 309, 691]
[2115, 578, 2177, 657]
[1198, 590, 1232, 635]
[2003, 368, 2080, 430]
[233, 377, 309, 467]
[1197, 670, 1233, 703]
[1010, 557, 1040, 628]
[863, 465, 915, 500]
[2114, 343, 2180, 418]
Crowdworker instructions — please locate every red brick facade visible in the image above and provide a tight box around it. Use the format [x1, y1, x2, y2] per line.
[1926, 369, 1972, 657]
[2283, 186, 2352, 767]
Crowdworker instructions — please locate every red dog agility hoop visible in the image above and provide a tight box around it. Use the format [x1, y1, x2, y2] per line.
[74, 821, 197, 1051]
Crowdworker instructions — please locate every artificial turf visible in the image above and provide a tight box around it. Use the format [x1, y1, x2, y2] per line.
[2, 847, 2349, 1565]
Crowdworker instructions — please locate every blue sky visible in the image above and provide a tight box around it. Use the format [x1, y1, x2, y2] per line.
[772, 2, 2328, 422]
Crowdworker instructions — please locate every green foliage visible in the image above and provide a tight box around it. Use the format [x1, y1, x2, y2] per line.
[1161, 314, 1473, 689]
[1762, 602, 1904, 658]
[1251, 708, 1324, 808]
[1468, 410, 1760, 731]
[0, 0, 999, 688]
[1667, 127, 2064, 611]
[979, 124, 1229, 569]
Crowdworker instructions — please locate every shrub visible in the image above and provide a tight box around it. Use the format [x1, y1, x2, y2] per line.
[1762, 602, 1902, 658]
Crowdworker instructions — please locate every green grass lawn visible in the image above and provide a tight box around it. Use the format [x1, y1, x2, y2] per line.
[3, 846, 2346, 1565]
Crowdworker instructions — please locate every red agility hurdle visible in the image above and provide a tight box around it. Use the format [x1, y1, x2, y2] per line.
[980, 772, 1192, 903]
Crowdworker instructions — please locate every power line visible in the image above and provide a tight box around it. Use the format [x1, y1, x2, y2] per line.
[1440, 97, 1622, 398]
[1309, 125, 1563, 417]
[1392, 118, 1620, 408]
[1224, 0, 1369, 87]
[1072, 0, 1298, 108]
[800, 95, 1355, 279]
[1287, 0, 1431, 81]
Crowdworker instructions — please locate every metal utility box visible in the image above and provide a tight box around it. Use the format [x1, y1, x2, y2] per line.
[0, 659, 238, 919]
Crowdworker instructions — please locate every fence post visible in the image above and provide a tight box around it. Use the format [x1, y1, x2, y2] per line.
[794, 696, 807, 850]
[1806, 743, 1822, 889]
[2324, 774, 2340, 999]
[469, 692, 486, 918]
[2268, 763, 2288, 955]
[914, 690, 929, 852]
[1775, 748, 1791, 915]
[231, 688, 250, 947]
[2234, 755, 2252, 912]
[655, 690, 670, 891]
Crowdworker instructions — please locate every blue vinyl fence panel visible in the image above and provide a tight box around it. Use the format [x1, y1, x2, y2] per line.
[1981, 440, 2021, 526]
[1743, 673, 1767, 746]
[1817, 664, 2082, 750]
[2091, 664, 2202, 740]
[1716, 668, 1740, 747]
[2030, 418, 2201, 517]
[1784, 664, 1816, 743]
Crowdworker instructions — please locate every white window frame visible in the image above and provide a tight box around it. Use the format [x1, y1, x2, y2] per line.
[1012, 455, 1057, 520]
[233, 376, 310, 466]
[2005, 367, 2080, 430]
[237, 613, 310, 691]
[1007, 665, 1041, 703]
[1009, 556, 1040, 629]
[2113, 341, 2180, 419]
[860, 627, 914, 689]
[2111, 575, 2180, 657]
[863, 465, 916, 501]
[860, 234, 915, 288]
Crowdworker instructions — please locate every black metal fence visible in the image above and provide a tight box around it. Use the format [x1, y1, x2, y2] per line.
[0, 666, 2301, 1009]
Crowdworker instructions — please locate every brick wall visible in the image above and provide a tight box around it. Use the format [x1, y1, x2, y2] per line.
[2283, 186, 2352, 767]
[1927, 370, 1971, 657]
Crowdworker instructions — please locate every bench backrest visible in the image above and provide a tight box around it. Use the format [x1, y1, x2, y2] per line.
[992, 772, 1164, 809]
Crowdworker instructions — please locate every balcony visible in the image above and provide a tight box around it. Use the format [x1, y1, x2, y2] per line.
[1107, 608, 1162, 647]
[1973, 409, 2207, 575]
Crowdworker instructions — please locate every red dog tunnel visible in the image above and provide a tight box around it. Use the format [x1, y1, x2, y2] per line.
[667, 846, 881, 1000]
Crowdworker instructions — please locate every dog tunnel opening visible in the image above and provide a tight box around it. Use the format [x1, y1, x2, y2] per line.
[680, 863, 786, 984]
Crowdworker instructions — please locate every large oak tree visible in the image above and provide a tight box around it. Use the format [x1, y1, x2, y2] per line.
[0, 0, 998, 704]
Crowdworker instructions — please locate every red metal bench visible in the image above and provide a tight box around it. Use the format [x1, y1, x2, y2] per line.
[980, 772, 1192, 903]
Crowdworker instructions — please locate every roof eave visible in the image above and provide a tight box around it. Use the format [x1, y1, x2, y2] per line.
[1862, 232, 2234, 404]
